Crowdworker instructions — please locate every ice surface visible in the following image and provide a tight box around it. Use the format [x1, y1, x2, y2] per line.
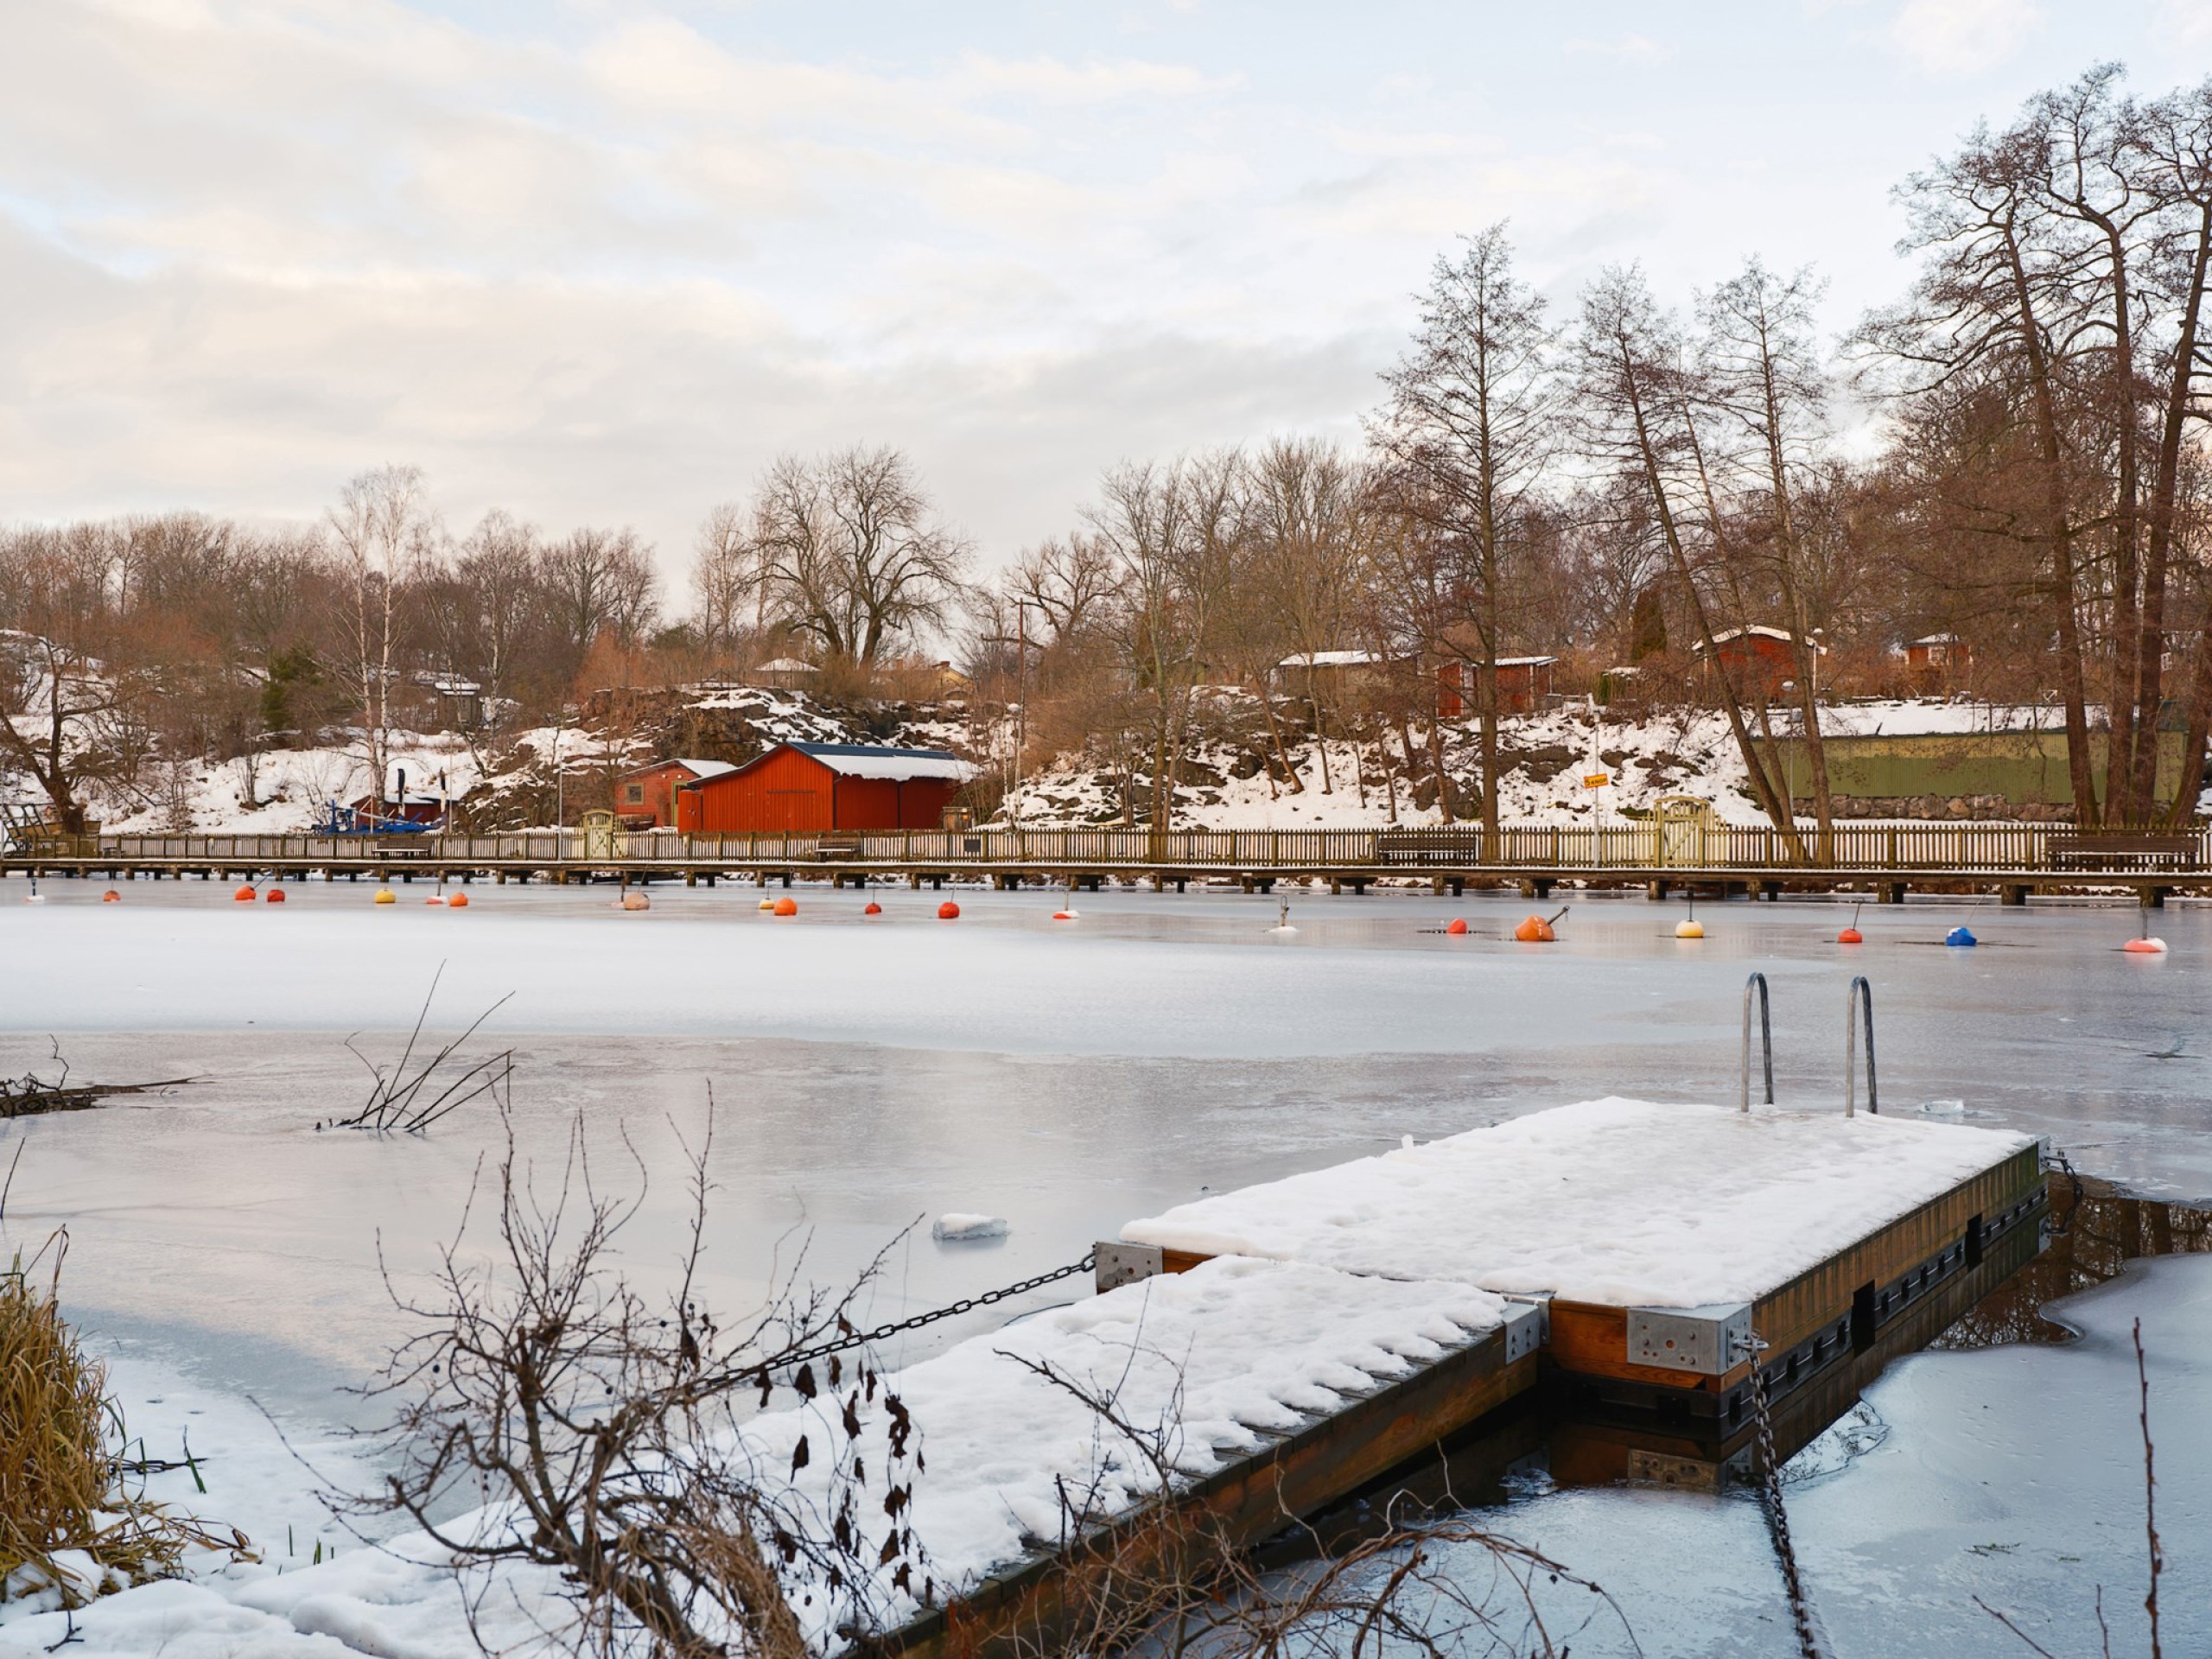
[1122, 1097, 2035, 1307]
[2, 882, 2209, 1654]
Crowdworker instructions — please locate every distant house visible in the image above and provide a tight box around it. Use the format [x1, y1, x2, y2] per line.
[1435, 656, 1557, 719]
[616, 757, 738, 829]
[1694, 626, 1825, 700]
[674, 741, 976, 834]
[750, 658, 821, 691]
[1894, 633, 1968, 692]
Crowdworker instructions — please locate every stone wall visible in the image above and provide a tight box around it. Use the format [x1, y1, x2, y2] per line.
[1793, 793, 2078, 823]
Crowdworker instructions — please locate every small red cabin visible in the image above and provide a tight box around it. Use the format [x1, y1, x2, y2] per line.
[1694, 626, 1825, 701]
[616, 758, 737, 829]
[1436, 656, 1556, 719]
[675, 742, 974, 834]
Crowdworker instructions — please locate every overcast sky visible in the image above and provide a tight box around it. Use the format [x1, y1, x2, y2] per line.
[7, 1, 2212, 585]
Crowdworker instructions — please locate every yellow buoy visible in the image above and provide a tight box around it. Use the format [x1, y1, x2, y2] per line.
[373, 887, 397, 905]
[1675, 918, 1704, 938]
[759, 896, 778, 912]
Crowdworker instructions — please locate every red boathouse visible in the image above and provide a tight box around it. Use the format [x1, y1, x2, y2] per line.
[674, 742, 975, 834]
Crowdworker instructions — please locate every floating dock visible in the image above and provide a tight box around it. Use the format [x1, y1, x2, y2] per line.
[748, 1096, 2046, 1658]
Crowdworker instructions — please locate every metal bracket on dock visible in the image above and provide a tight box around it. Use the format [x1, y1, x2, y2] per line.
[1500, 1294, 1551, 1363]
[1740, 973, 1774, 1112]
[1845, 976, 1878, 1116]
[1626, 1303, 1755, 1376]
[1094, 1242, 1165, 1292]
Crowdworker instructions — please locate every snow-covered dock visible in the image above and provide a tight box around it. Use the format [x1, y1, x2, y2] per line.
[843, 1097, 2044, 1656]
[1117, 1097, 2046, 1429]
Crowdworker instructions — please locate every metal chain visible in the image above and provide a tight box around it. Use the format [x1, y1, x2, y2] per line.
[768, 1251, 1096, 1375]
[1739, 1333, 1823, 1659]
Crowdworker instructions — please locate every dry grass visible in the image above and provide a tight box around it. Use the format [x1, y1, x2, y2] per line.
[0, 1240, 246, 1610]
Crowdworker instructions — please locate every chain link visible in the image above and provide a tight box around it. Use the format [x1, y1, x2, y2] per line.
[766, 1251, 1097, 1376]
[1738, 1332, 1822, 1659]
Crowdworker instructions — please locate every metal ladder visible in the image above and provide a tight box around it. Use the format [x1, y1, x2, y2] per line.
[1739, 972, 1878, 1116]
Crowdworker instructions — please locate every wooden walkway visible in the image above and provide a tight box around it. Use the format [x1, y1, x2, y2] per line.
[6, 821, 2208, 902]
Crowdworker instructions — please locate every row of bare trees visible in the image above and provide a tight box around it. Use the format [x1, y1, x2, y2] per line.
[14, 65, 2212, 835]
[958, 65, 2212, 835]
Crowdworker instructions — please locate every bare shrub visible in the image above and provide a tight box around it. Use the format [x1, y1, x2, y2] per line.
[352, 1099, 922, 1657]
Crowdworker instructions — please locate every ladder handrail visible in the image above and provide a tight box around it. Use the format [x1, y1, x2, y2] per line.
[1845, 976, 1878, 1117]
[1740, 971, 1774, 1112]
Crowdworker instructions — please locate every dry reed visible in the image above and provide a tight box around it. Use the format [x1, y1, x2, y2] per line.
[0, 1241, 246, 1610]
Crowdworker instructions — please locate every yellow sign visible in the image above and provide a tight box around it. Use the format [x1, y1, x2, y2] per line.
[1583, 772, 1611, 789]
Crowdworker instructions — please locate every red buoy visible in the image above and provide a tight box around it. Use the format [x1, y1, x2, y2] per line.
[448, 892, 470, 908]
[1513, 915, 1554, 943]
[1837, 926, 1863, 944]
[265, 887, 287, 903]
[773, 895, 798, 917]
[101, 889, 121, 903]
[1444, 918, 1468, 935]
[232, 884, 256, 902]
[863, 900, 882, 915]
[2124, 937, 2168, 954]
[938, 899, 961, 919]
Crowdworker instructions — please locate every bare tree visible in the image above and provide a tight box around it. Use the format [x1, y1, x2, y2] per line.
[1697, 258, 1840, 844]
[690, 504, 760, 664]
[539, 527, 661, 685]
[327, 467, 436, 816]
[1574, 267, 1803, 842]
[747, 448, 969, 666]
[1372, 224, 1557, 839]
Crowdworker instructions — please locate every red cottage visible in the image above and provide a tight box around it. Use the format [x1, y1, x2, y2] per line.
[616, 758, 738, 829]
[1693, 626, 1826, 701]
[674, 742, 975, 834]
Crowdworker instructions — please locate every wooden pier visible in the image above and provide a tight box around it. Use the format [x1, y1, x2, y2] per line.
[5, 821, 2209, 903]
[747, 1098, 2047, 1658]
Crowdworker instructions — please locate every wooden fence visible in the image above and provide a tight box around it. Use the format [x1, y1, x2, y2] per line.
[33, 821, 2202, 874]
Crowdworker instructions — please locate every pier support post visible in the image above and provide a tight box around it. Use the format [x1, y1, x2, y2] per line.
[1761, 880, 1782, 902]
[1647, 879, 1669, 901]
[2145, 886, 2169, 909]
[685, 870, 696, 887]
[1881, 881, 1907, 905]
[1450, 877, 1465, 897]
[1519, 878, 1553, 900]
[2000, 883, 2028, 906]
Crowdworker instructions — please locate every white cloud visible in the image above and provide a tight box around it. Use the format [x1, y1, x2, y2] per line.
[1563, 34, 1676, 64]
[1885, 0, 2044, 76]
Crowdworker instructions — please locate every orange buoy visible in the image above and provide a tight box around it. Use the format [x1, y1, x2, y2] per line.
[938, 899, 961, 919]
[1513, 915, 1554, 944]
[101, 889, 121, 903]
[425, 895, 445, 905]
[265, 887, 287, 904]
[620, 890, 651, 911]
[448, 892, 470, 907]
[1052, 910, 1077, 921]
[773, 895, 798, 917]
[863, 900, 882, 915]
[232, 884, 256, 902]
[1837, 926, 1862, 944]
[1444, 918, 1468, 936]
[2124, 936, 2168, 954]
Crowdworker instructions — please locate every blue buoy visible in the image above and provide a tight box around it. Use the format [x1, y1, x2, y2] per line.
[1945, 925, 1978, 947]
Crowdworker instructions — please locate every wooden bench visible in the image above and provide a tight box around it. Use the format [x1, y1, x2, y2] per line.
[811, 834, 865, 860]
[1375, 830, 1486, 866]
[2048, 833, 2201, 871]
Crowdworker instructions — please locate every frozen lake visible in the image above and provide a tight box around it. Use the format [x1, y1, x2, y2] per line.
[1, 877, 2207, 1652]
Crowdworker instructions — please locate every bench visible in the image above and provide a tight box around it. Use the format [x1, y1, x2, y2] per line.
[812, 835, 865, 860]
[2048, 833, 2201, 871]
[1376, 830, 1486, 866]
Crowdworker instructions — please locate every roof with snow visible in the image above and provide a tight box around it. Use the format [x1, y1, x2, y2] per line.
[754, 657, 820, 674]
[786, 741, 975, 782]
[1277, 649, 1388, 669]
[1696, 625, 1828, 653]
[623, 756, 738, 780]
